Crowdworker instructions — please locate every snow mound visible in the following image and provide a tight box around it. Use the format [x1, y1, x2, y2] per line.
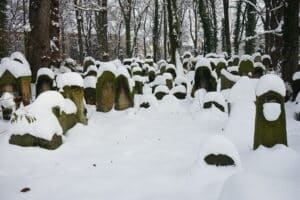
[0, 55, 31, 78]
[56, 72, 84, 89]
[170, 85, 186, 94]
[8, 91, 77, 140]
[256, 74, 286, 96]
[97, 61, 117, 78]
[84, 76, 96, 88]
[37, 68, 55, 80]
[228, 76, 256, 103]
[292, 71, 300, 81]
[195, 58, 212, 71]
[154, 85, 169, 94]
[239, 54, 254, 63]
[132, 75, 148, 83]
[263, 102, 281, 121]
[254, 62, 266, 70]
[10, 52, 30, 67]
[203, 92, 226, 109]
[198, 135, 241, 168]
[0, 92, 15, 108]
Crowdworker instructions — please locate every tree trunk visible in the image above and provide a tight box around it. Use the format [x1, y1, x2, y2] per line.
[50, 0, 61, 67]
[96, 0, 109, 61]
[163, 0, 167, 60]
[245, 0, 257, 54]
[282, 0, 299, 84]
[233, 0, 242, 54]
[153, 0, 159, 62]
[223, 0, 231, 55]
[0, 0, 8, 57]
[27, 0, 51, 82]
[74, 0, 84, 63]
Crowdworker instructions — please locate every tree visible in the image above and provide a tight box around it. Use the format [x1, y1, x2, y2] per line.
[198, 0, 214, 54]
[153, 0, 159, 62]
[0, 0, 8, 57]
[223, 0, 231, 55]
[73, 0, 84, 63]
[26, 0, 51, 82]
[244, 0, 257, 54]
[95, 0, 109, 61]
[282, 0, 299, 84]
[50, 0, 61, 67]
[233, 0, 243, 54]
[166, 0, 179, 64]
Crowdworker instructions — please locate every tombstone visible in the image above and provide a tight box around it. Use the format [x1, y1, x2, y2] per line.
[171, 85, 187, 99]
[262, 54, 272, 69]
[203, 92, 227, 113]
[295, 93, 300, 121]
[252, 52, 262, 62]
[166, 64, 177, 79]
[36, 68, 55, 97]
[84, 76, 96, 105]
[158, 60, 168, 74]
[254, 74, 287, 149]
[199, 135, 241, 168]
[57, 72, 87, 125]
[0, 53, 31, 106]
[154, 85, 169, 100]
[115, 74, 134, 110]
[133, 75, 148, 95]
[84, 65, 97, 77]
[0, 92, 15, 120]
[83, 56, 95, 72]
[238, 55, 254, 76]
[63, 58, 77, 71]
[131, 62, 143, 76]
[216, 58, 228, 77]
[220, 69, 240, 90]
[123, 58, 133, 66]
[96, 70, 115, 112]
[9, 91, 78, 150]
[148, 68, 156, 83]
[232, 55, 240, 66]
[192, 59, 217, 96]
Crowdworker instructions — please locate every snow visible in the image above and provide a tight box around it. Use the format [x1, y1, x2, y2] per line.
[228, 77, 256, 103]
[10, 52, 30, 68]
[83, 56, 95, 65]
[195, 58, 212, 71]
[149, 73, 173, 87]
[7, 91, 77, 140]
[84, 76, 96, 89]
[132, 75, 148, 83]
[85, 65, 98, 74]
[239, 54, 254, 64]
[254, 62, 266, 70]
[204, 92, 226, 108]
[263, 103, 281, 121]
[97, 61, 117, 78]
[227, 66, 238, 73]
[170, 85, 186, 94]
[262, 54, 271, 61]
[37, 68, 55, 80]
[0, 55, 31, 78]
[0, 92, 15, 108]
[221, 69, 240, 83]
[198, 135, 241, 168]
[154, 85, 169, 94]
[256, 74, 286, 97]
[56, 72, 84, 89]
[292, 71, 300, 81]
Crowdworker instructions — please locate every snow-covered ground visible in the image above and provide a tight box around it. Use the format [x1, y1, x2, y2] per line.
[0, 99, 300, 200]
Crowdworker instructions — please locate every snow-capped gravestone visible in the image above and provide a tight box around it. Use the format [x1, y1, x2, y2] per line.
[36, 68, 55, 97]
[134, 85, 158, 109]
[225, 77, 256, 150]
[215, 58, 227, 77]
[0, 52, 31, 106]
[203, 92, 227, 113]
[83, 57, 96, 72]
[96, 63, 116, 112]
[84, 76, 96, 105]
[199, 135, 241, 167]
[57, 72, 87, 125]
[114, 67, 134, 110]
[133, 75, 148, 94]
[294, 93, 300, 121]
[292, 71, 300, 100]
[192, 58, 217, 96]
[238, 55, 254, 77]
[253, 62, 265, 78]
[154, 85, 169, 100]
[220, 68, 240, 90]
[84, 65, 97, 77]
[8, 91, 77, 150]
[254, 74, 287, 149]
[166, 64, 177, 79]
[171, 85, 187, 99]
[0, 92, 16, 120]
[262, 54, 272, 69]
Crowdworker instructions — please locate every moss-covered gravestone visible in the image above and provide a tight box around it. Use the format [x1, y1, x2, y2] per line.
[216, 59, 227, 77]
[171, 85, 187, 99]
[192, 60, 217, 96]
[115, 75, 133, 110]
[262, 55, 272, 69]
[83, 57, 95, 72]
[166, 64, 177, 79]
[203, 92, 226, 113]
[238, 55, 254, 76]
[253, 62, 265, 78]
[253, 74, 287, 149]
[154, 85, 169, 100]
[36, 68, 55, 97]
[96, 71, 116, 112]
[220, 69, 239, 90]
[84, 76, 96, 105]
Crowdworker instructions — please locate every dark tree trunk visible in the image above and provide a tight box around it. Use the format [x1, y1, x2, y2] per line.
[153, 0, 159, 62]
[210, 0, 218, 52]
[74, 0, 84, 63]
[245, 0, 257, 54]
[163, 0, 167, 60]
[50, 0, 61, 67]
[0, 0, 8, 57]
[223, 0, 231, 55]
[27, 0, 51, 82]
[198, 0, 214, 54]
[166, 0, 179, 64]
[233, 0, 242, 54]
[96, 0, 109, 61]
[282, 0, 299, 84]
